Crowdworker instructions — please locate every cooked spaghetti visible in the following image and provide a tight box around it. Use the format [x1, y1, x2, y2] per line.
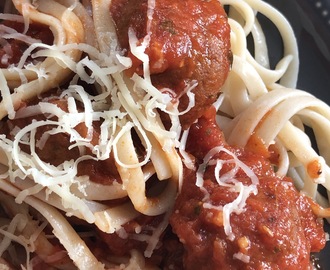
[0, 0, 329, 269]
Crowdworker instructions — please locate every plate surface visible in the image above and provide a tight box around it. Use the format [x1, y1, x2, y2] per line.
[264, 0, 330, 268]
[264, 0, 330, 99]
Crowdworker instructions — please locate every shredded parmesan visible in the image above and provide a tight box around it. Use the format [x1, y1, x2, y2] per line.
[1, 0, 328, 268]
[197, 146, 259, 241]
[233, 252, 250, 263]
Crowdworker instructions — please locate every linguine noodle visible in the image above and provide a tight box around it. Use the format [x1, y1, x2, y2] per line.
[0, 0, 329, 269]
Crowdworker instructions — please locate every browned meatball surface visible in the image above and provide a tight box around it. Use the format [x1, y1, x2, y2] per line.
[110, 0, 231, 128]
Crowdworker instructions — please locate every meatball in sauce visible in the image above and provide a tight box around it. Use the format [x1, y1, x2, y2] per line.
[170, 107, 326, 269]
[110, 0, 231, 128]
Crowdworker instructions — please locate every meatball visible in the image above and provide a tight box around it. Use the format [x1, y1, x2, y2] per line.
[110, 0, 231, 128]
[170, 108, 326, 269]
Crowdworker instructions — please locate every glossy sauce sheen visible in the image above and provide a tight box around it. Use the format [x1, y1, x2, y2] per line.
[170, 107, 326, 269]
[110, 0, 231, 128]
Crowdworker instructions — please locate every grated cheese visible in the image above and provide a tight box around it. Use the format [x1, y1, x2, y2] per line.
[0, 0, 185, 261]
[233, 252, 250, 263]
[197, 146, 259, 241]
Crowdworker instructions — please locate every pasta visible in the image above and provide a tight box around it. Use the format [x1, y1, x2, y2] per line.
[0, 0, 329, 269]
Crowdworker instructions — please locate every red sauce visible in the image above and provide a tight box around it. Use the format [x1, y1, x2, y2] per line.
[307, 159, 323, 179]
[0, 20, 53, 68]
[0, 95, 121, 185]
[97, 213, 184, 269]
[170, 107, 326, 269]
[1, 4, 326, 269]
[110, 0, 231, 128]
[99, 214, 164, 256]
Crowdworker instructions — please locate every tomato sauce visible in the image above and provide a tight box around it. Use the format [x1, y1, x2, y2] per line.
[110, 0, 231, 128]
[0, 20, 53, 68]
[1, 2, 326, 268]
[170, 107, 326, 269]
[0, 95, 121, 185]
